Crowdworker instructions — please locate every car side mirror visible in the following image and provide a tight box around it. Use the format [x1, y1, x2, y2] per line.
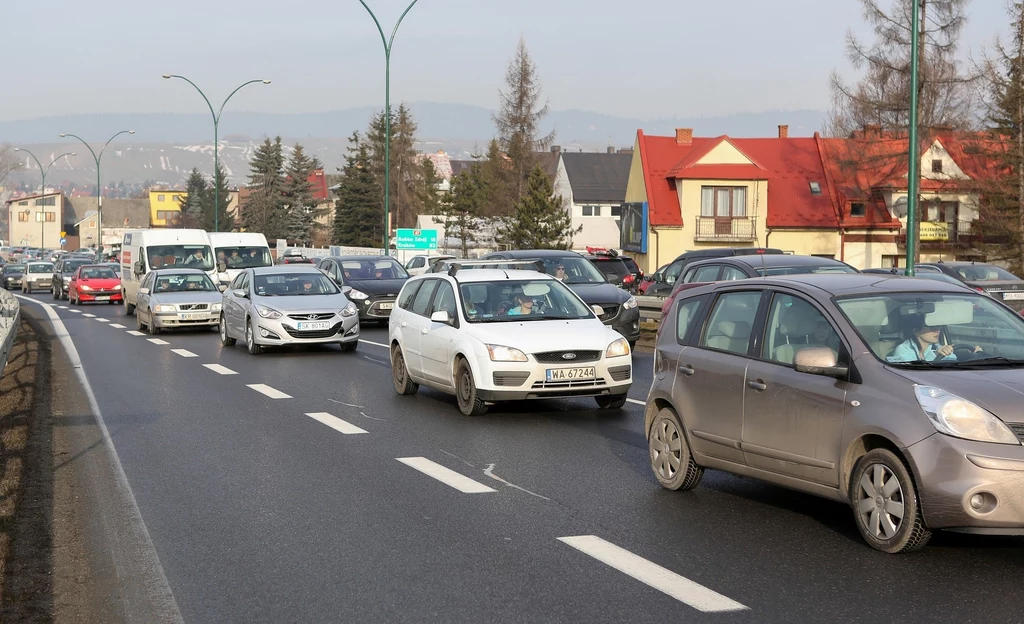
[133, 261, 145, 276]
[590, 304, 605, 317]
[653, 271, 663, 282]
[217, 261, 227, 273]
[139, 287, 150, 295]
[793, 347, 849, 379]
[218, 283, 228, 292]
[232, 288, 247, 299]
[429, 310, 451, 324]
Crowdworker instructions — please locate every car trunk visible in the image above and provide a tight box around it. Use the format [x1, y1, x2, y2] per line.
[966, 280, 1024, 311]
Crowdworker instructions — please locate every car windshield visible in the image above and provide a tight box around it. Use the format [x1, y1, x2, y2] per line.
[591, 258, 631, 280]
[153, 273, 217, 293]
[79, 267, 118, 280]
[63, 260, 91, 274]
[28, 263, 54, 273]
[526, 257, 607, 284]
[340, 258, 409, 280]
[5, 265, 24, 273]
[253, 273, 340, 296]
[951, 264, 1019, 281]
[147, 245, 214, 271]
[217, 246, 273, 269]
[459, 279, 593, 323]
[836, 292, 1024, 366]
[756, 264, 858, 276]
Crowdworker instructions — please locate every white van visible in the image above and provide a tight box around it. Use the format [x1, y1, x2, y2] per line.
[120, 229, 215, 314]
[208, 232, 273, 286]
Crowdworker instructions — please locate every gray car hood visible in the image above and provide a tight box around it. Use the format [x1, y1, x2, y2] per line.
[153, 291, 224, 304]
[252, 293, 352, 313]
[887, 366, 1024, 422]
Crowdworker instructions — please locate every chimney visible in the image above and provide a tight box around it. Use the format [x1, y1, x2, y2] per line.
[550, 145, 561, 153]
[675, 128, 693, 146]
[607, 146, 615, 154]
[778, 125, 789, 139]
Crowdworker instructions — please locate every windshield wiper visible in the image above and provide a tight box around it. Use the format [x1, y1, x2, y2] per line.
[948, 356, 1024, 368]
[886, 359, 955, 368]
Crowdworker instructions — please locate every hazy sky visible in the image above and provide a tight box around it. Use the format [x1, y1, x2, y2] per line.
[0, 0, 1010, 122]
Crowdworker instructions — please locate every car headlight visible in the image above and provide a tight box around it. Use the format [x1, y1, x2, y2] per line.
[622, 295, 638, 310]
[153, 304, 177, 313]
[348, 289, 369, 300]
[256, 305, 283, 319]
[606, 337, 630, 358]
[80, 284, 93, 291]
[486, 344, 528, 362]
[914, 386, 1019, 445]
[211, 303, 222, 312]
[340, 302, 358, 317]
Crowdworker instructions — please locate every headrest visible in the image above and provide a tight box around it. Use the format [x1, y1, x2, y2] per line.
[716, 320, 750, 339]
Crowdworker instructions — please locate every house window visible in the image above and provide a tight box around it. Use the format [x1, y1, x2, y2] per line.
[931, 160, 943, 173]
[158, 194, 165, 202]
[700, 186, 747, 218]
[17, 212, 28, 222]
[35, 196, 55, 206]
[172, 195, 180, 202]
[850, 202, 866, 217]
[809, 181, 822, 195]
[45, 212, 56, 222]
[156, 210, 177, 221]
[925, 201, 958, 223]
[582, 205, 602, 217]
[18, 200, 28, 206]
[610, 205, 622, 217]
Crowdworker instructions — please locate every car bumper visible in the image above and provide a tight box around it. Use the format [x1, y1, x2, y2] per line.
[473, 355, 633, 401]
[907, 433, 1024, 532]
[23, 279, 51, 290]
[153, 309, 219, 328]
[4, 279, 22, 289]
[78, 290, 123, 303]
[355, 296, 396, 322]
[252, 314, 360, 346]
[606, 306, 641, 342]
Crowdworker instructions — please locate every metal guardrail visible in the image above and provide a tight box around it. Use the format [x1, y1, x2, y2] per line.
[637, 295, 665, 323]
[0, 288, 20, 377]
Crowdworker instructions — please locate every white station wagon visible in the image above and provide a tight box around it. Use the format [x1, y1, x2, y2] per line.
[388, 267, 633, 415]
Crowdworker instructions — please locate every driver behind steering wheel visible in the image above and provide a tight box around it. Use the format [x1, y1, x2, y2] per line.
[888, 314, 982, 362]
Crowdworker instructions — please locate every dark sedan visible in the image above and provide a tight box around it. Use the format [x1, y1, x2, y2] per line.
[2, 264, 24, 290]
[316, 255, 409, 324]
[916, 261, 1024, 311]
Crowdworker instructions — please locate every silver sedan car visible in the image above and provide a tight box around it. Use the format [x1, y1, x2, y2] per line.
[220, 266, 359, 354]
[135, 269, 223, 334]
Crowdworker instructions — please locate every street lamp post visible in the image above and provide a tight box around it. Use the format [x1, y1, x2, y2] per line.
[358, 0, 421, 253]
[162, 75, 271, 232]
[904, 0, 922, 276]
[13, 149, 76, 249]
[59, 130, 135, 254]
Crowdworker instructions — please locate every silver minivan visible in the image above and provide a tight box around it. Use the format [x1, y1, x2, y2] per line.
[647, 274, 1024, 553]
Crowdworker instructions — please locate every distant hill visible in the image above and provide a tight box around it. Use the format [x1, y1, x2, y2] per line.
[1, 103, 825, 187]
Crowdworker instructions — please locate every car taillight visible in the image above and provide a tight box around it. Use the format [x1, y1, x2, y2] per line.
[623, 275, 635, 285]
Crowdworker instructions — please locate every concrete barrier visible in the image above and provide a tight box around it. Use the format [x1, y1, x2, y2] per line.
[0, 288, 20, 377]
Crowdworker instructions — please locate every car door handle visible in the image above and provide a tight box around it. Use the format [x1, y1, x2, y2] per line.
[747, 380, 767, 391]
[401, 321, 408, 328]
[678, 364, 695, 376]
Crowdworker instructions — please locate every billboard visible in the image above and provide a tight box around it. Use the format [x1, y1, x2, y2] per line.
[619, 202, 648, 253]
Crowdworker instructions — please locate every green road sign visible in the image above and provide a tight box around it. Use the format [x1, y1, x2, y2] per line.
[395, 228, 437, 250]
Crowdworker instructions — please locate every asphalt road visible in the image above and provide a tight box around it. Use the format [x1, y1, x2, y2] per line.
[16, 291, 1024, 623]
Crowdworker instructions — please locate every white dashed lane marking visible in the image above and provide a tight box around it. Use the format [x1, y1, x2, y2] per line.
[96, 318, 110, 323]
[147, 338, 170, 345]
[557, 535, 747, 613]
[70, 310, 82, 314]
[83, 313, 96, 318]
[627, 398, 645, 406]
[171, 349, 198, 358]
[396, 457, 496, 494]
[305, 412, 367, 435]
[58, 306, 68, 309]
[126, 330, 145, 336]
[359, 339, 389, 349]
[247, 384, 291, 399]
[109, 323, 126, 328]
[203, 364, 237, 375]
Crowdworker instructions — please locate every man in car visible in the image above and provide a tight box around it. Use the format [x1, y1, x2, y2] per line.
[184, 249, 206, 267]
[553, 264, 568, 282]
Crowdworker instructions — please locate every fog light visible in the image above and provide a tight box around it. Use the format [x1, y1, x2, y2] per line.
[970, 494, 985, 510]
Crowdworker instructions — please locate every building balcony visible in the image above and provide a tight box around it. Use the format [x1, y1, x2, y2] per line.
[896, 220, 978, 247]
[694, 216, 757, 242]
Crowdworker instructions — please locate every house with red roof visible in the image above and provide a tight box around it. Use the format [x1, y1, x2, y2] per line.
[623, 124, 998, 271]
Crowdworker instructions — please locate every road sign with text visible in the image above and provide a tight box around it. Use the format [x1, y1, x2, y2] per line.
[395, 229, 437, 250]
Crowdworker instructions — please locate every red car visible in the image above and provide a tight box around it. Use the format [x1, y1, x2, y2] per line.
[69, 265, 123, 305]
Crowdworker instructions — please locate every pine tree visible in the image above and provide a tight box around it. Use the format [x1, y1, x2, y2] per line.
[333, 133, 382, 248]
[439, 165, 484, 257]
[366, 104, 425, 229]
[180, 168, 208, 229]
[282, 144, 321, 246]
[493, 38, 555, 203]
[496, 166, 578, 250]
[243, 136, 286, 238]
[479, 139, 515, 217]
[201, 163, 234, 232]
[419, 157, 442, 217]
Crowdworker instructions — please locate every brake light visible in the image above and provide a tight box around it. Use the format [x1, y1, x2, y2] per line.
[974, 287, 985, 292]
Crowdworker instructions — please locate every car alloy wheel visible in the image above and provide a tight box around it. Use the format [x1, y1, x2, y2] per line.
[136, 310, 145, 332]
[124, 294, 135, 315]
[220, 315, 236, 347]
[851, 449, 931, 553]
[246, 319, 262, 355]
[648, 407, 703, 491]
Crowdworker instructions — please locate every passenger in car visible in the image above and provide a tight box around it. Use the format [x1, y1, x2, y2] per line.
[507, 293, 535, 316]
[888, 315, 980, 362]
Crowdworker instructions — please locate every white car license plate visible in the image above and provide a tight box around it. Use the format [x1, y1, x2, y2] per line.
[378, 302, 394, 310]
[180, 312, 206, 320]
[297, 321, 330, 331]
[95, 296, 110, 301]
[546, 366, 597, 381]
[1002, 292, 1024, 300]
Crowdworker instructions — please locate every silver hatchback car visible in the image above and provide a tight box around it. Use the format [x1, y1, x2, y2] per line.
[648, 274, 1024, 553]
[220, 266, 359, 354]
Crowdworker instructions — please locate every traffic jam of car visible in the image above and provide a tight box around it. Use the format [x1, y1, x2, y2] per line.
[10, 230, 1024, 556]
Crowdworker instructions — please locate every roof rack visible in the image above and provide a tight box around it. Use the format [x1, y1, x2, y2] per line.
[445, 259, 545, 277]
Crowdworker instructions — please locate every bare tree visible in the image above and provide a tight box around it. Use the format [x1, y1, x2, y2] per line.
[827, 0, 977, 137]
[0, 143, 20, 188]
[493, 38, 555, 205]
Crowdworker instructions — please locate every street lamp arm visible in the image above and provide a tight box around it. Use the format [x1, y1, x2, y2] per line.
[165, 74, 218, 124]
[389, 0, 420, 49]
[217, 80, 269, 123]
[100, 130, 134, 162]
[358, 0, 391, 52]
[44, 152, 76, 176]
[59, 133, 99, 165]
[14, 148, 44, 173]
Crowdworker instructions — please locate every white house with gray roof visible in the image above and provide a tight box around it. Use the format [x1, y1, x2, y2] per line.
[551, 149, 633, 251]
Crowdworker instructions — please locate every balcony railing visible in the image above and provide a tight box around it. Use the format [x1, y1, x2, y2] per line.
[897, 220, 977, 246]
[694, 216, 757, 242]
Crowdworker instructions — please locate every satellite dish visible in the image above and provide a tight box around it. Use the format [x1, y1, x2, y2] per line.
[892, 196, 909, 218]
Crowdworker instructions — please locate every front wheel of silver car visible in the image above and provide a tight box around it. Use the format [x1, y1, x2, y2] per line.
[220, 315, 236, 347]
[391, 345, 419, 395]
[850, 448, 931, 554]
[455, 359, 487, 417]
[245, 319, 262, 355]
[649, 407, 704, 491]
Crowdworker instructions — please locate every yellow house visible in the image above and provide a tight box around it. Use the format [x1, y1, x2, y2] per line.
[148, 190, 185, 227]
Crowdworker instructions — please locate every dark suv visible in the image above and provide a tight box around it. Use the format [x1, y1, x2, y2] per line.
[644, 247, 784, 296]
[482, 249, 641, 346]
[582, 248, 643, 294]
[51, 256, 94, 300]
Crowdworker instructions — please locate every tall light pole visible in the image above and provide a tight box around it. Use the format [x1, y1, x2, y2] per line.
[14, 149, 76, 249]
[161, 75, 271, 232]
[59, 130, 134, 253]
[358, 0, 420, 253]
[904, 0, 922, 276]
